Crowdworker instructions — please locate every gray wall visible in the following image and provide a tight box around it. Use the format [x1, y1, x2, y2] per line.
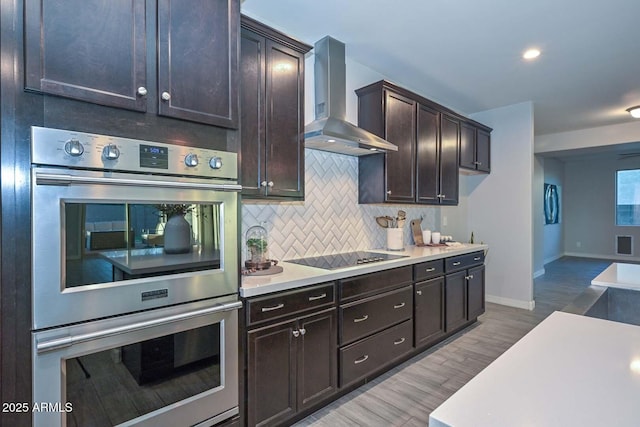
[533, 155, 545, 276]
[468, 102, 535, 310]
[564, 156, 640, 261]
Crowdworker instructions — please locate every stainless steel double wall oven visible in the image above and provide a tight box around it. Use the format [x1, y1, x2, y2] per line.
[30, 127, 241, 427]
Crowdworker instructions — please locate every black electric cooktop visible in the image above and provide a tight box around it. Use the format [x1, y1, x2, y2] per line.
[285, 251, 407, 270]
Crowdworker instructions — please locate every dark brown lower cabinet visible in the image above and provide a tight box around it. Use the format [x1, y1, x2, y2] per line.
[339, 320, 413, 387]
[414, 277, 445, 347]
[247, 308, 337, 427]
[445, 271, 468, 332]
[467, 265, 486, 320]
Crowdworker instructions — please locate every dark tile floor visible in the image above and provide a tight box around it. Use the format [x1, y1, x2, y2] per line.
[294, 256, 615, 426]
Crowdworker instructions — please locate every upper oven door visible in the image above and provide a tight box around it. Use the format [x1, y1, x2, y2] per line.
[32, 167, 240, 330]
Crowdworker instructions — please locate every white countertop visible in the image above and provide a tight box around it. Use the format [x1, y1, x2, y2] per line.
[591, 262, 640, 291]
[429, 311, 640, 427]
[240, 243, 488, 298]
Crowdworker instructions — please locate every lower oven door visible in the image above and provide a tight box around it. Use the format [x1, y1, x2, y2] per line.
[32, 297, 240, 427]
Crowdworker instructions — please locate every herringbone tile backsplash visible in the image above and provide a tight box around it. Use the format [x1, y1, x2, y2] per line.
[241, 149, 438, 262]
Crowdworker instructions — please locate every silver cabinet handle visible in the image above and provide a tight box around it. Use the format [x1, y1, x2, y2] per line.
[267, 181, 274, 187]
[292, 330, 300, 337]
[260, 181, 267, 187]
[468, 274, 474, 280]
[386, 190, 392, 195]
[474, 257, 481, 261]
[394, 337, 406, 345]
[426, 267, 436, 272]
[353, 315, 369, 323]
[354, 355, 369, 364]
[474, 161, 482, 165]
[393, 302, 406, 309]
[308, 293, 327, 301]
[161, 91, 171, 101]
[261, 303, 284, 313]
[453, 261, 461, 266]
[299, 328, 306, 335]
[416, 290, 423, 296]
[137, 86, 147, 96]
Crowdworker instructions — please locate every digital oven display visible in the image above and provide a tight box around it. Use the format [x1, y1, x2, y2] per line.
[139, 144, 169, 169]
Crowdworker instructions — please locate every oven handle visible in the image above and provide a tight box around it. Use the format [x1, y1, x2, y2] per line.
[35, 171, 241, 192]
[36, 300, 242, 354]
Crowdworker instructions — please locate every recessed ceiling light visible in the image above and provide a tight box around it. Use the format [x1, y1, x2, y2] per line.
[626, 106, 640, 119]
[523, 48, 541, 60]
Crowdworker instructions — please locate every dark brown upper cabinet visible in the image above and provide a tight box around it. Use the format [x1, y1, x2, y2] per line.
[25, 0, 239, 129]
[240, 15, 311, 200]
[357, 81, 470, 205]
[460, 121, 491, 174]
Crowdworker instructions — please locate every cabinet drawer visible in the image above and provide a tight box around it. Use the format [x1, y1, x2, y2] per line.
[340, 266, 412, 302]
[340, 285, 412, 345]
[340, 319, 413, 387]
[247, 283, 335, 326]
[445, 251, 484, 272]
[413, 259, 444, 281]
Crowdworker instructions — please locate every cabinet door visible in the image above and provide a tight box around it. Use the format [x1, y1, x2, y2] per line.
[240, 28, 266, 197]
[467, 265, 485, 320]
[264, 40, 305, 199]
[476, 128, 491, 173]
[247, 319, 297, 427]
[414, 277, 445, 347]
[157, 0, 239, 128]
[297, 309, 338, 412]
[445, 271, 467, 332]
[24, 0, 147, 111]
[384, 90, 416, 203]
[459, 122, 477, 170]
[439, 114, 460, 205]
[416, 104, 440, 204]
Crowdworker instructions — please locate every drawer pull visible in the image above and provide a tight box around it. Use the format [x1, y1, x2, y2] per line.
[394, 337, 406, 345]
[261, 303, 284, 312]
[308, 293, 327, 302]
[474, 257, 481, 261]
[292, 330, 300, 338]
[353, 315, 369, 323]
[465, 274, 474, 280]
[299, 328, 306, 335]
[425, 267, 436, 272]
[416, 290, 423, 296]
[393, 302, 406, 309]
[354, 355, 369, 364]
[452, 261, 461, 266]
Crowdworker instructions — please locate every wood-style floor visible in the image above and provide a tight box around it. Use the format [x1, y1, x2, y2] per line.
[294, 256, 614, 426]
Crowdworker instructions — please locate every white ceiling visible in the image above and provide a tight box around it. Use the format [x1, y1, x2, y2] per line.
[241, 0, 640, 137]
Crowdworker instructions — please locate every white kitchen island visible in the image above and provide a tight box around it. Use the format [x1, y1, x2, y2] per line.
[429, 310, 640, 427]
[591, 262, 640, 290]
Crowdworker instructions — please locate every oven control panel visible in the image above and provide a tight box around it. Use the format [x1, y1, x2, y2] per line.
[30, 126, 237, 180]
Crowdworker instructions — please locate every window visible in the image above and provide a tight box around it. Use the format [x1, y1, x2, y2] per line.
[616, 169, 640, 225]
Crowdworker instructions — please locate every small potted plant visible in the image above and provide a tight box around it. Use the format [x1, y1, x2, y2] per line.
[245, 224, 273, 270]
[155, 204, 194, 254]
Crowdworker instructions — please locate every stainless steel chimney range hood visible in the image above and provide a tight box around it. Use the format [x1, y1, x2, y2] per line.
[304, 36, 398, 156]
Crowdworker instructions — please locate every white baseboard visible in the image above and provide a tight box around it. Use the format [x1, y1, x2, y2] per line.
[533, 268, 545, 278]
[544, 253, 564, 265]
[563, 251, 640, 263]
[486, 294, 535, 311]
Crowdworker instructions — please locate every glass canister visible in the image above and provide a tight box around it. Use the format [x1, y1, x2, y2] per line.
[245, 224, 270, 270]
